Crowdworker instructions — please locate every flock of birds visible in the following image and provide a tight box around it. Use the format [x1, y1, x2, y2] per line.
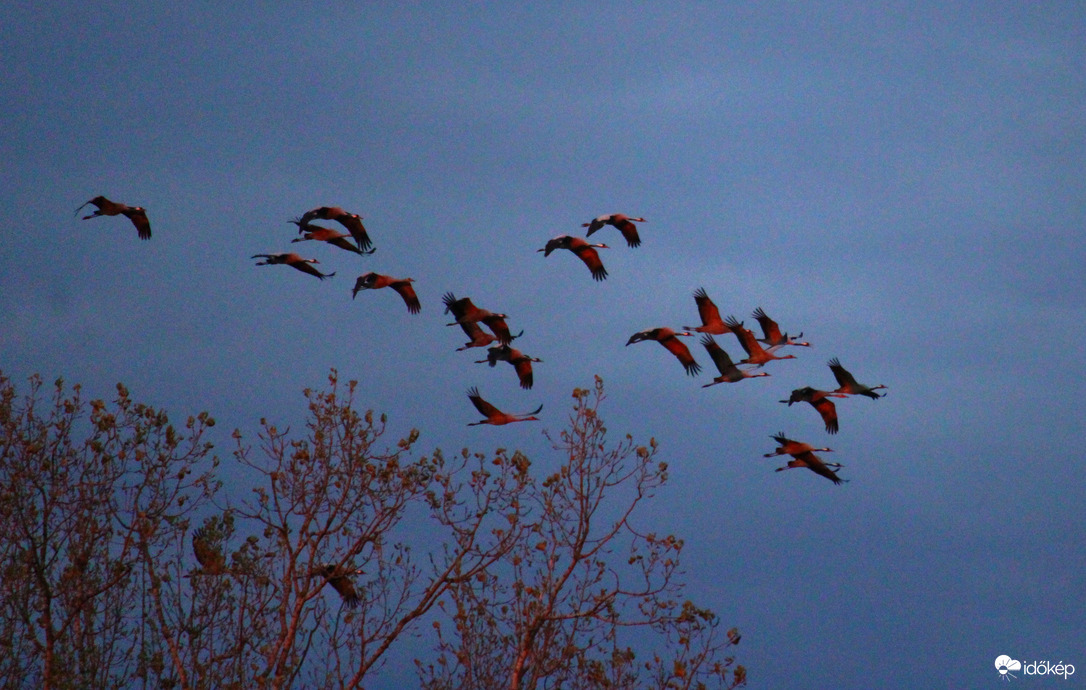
[77, 196, 888, 493]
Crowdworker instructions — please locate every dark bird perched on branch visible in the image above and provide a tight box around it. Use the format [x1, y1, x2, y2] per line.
[192, 525, 229, 575]
[310, 564, 365, 608]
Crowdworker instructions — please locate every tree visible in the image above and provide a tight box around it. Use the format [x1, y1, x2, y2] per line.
[418, 377, 745, 690]
[0, 371, 743, 689]
[0, 373, 219, 689]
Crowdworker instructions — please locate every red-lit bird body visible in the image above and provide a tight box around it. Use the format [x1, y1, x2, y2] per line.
[352, 272, 420, 313]
[828, 358, 887, 399]
[684, 288, 734, 335]
[76, 195, 152, 240]
[466, 388, 542, 426]
[475, 344, 542, 390]
[252, 253, 335, 280]
[443, 292, 514, 345]
[752, 307, 810, 348]
[725, 316, 796, 367]
[782, 386, 846, 435]
[626, 327, 701, 376]
[290, 220, 372, 255]
[700, 335, 771, 386]
[296, 206, 374, 253]
[582, 213, 645, 247]
[538, 235, 609, 281]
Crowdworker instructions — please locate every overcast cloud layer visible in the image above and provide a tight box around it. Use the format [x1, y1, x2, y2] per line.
[3, 4, 1085, 687]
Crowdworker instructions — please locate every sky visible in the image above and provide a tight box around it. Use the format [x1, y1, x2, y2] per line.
[3, 2, 1085, 687]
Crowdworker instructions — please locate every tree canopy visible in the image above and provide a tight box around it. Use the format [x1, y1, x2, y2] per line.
[0, 370, 743, 689]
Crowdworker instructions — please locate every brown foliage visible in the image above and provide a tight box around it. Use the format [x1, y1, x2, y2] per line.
[0, 371, 743, 689]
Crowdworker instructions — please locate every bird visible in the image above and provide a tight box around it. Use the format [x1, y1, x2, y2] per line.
[443, 292, 515, 345]
[296, 206, 374, 253]
[828, 358, 887, 399]
[289, 220, 374, 255]
[310, 564, 364, 608]
[351, 272, 420, 313]
[684, 288, 735, 335]
[475, 344, 542, 390]
[251, 253, 335, 280]
[466, 387, 542, 426]
[774, 453, 847, 485]
[699, 335, 771, 386]
[626, 328, 701, 376]
[75, 195, 151, 240]
[192, 525, 228, 575]
[454, 321, 523, 351]
[751, 307, 810, 348]
[762, 432, 834, 458]
[781, 386, 847, 435]
[725, 316, 797, 367]
[582, 213, 645, 248]
[538, 235, 609, 281]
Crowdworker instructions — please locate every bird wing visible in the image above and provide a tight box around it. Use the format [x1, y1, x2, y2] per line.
[693, 288, 725, 331]
[467, 388, 502, 418]
[297, 207, 325, 229]
[391, 280, 421, 313]
[700, 335, 737, 376]
[122, 207, 152, 240]
[293, 261, 332, 280]
[583, 217, 606, 235]
[612, 217, 641, 247]
[795, 450, 843, 484]
[660, 335, 701, 376]
[458, 319, 488, 340]
[752, 307, 782, 343]
[770, 431, 801, 448]
[482, 314, 514, 345]
[353, 272, 380, 298]
[810, 397, 839, 434]
[512, 358, 534, 389]
[571, 245, 608, 281]
[725, 317, 762, 357]
[337, 214, 374, 252]
[328, 575, 361, 607]
[828, 358, 860, 389]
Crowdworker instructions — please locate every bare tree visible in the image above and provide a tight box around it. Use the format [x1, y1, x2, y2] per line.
[1, 371, 743, 689]
[0, 373, 219, 689]
[418, 376, 745, 690]
[174, 370, 531, 689]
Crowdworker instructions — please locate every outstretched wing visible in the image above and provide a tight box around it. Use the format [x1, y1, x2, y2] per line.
[467, 387, 502, 418]
[391, 280, 421, 314]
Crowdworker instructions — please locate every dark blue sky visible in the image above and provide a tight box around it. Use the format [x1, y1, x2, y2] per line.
[3, 3, 1084, 686]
